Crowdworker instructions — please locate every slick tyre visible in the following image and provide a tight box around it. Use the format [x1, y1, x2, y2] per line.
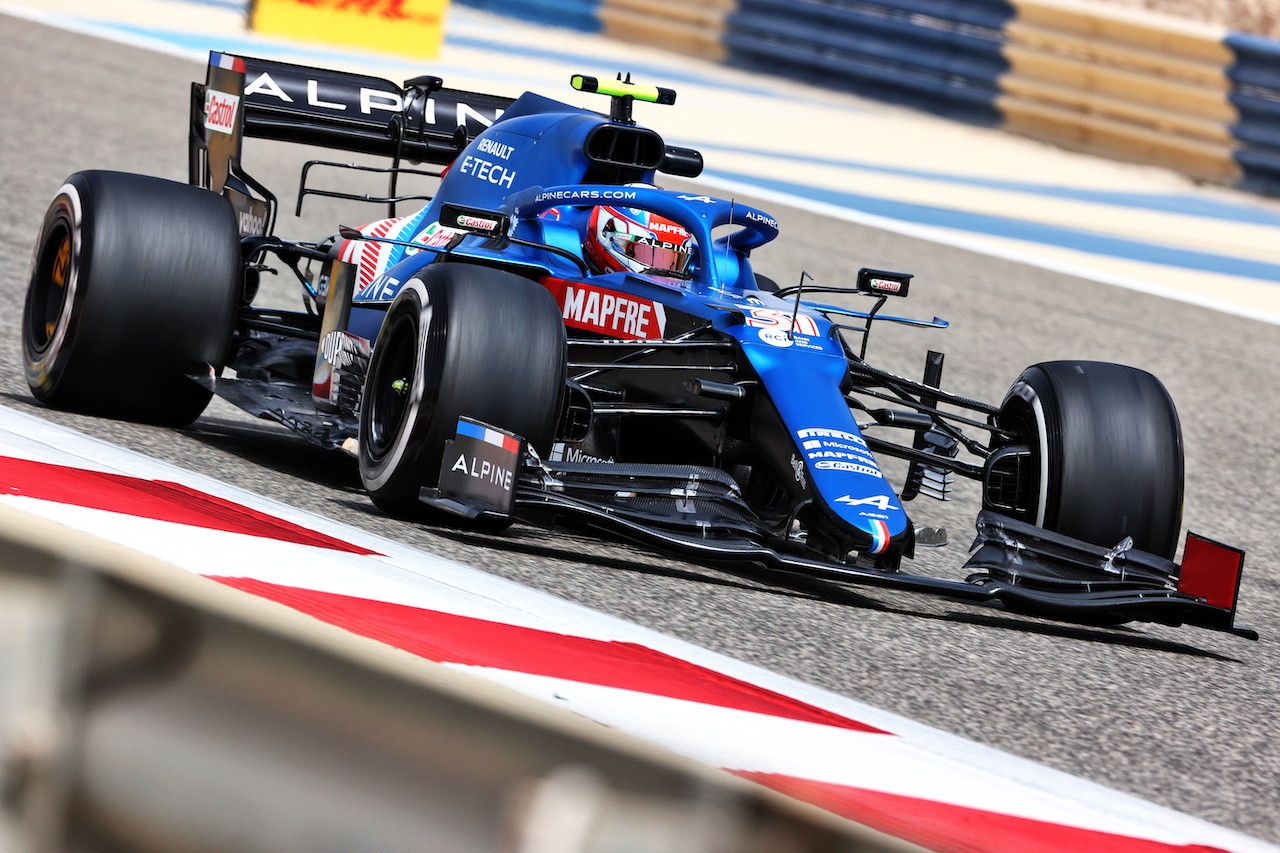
[23, 171, 240, 426]
[994, 361, 1184, 559]
[359, 263, 567, 520]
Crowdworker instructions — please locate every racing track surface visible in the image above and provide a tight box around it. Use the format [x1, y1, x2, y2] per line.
[2, 15, 1279, 843]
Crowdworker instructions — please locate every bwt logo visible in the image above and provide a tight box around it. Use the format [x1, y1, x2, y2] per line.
[281, 0, 441, 23]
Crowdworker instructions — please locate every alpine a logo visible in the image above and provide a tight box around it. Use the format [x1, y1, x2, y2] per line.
[204, 90, 239, 135]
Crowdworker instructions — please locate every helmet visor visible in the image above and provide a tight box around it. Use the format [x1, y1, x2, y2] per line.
[608, 231, 692, 275]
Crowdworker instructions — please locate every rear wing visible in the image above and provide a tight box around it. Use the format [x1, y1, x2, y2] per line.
[189, 52, 514, 236]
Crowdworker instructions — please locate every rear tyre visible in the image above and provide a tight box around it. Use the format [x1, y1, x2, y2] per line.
[993, 361, 1183, 559]
[359, 263, 567, 519]
[23, 171, 240, 426]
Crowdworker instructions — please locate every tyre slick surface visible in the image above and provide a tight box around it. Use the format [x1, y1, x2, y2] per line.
[997, 360, 1184, 559]
[359, 263, 567, 520]
[23, 171, 240, 426]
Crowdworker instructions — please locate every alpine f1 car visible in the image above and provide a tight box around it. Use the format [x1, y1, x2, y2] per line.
[22, 53, 1255, 638]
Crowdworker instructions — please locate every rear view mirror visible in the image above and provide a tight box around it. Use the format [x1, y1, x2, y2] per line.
[857, 268, 912, 298]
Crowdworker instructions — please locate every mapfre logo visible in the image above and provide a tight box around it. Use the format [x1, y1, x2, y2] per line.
[541, 278, 666, 340]
[204, 90, 239, 135]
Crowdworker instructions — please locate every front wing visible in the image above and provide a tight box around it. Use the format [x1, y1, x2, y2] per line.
[424, 453, 1256, 640]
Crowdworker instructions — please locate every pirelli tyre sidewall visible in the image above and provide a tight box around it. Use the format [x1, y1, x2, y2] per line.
[996, 360, 1184, 559]
[359, 277, 439, 506]
[25, 184, 83, 394]
[358, 263, 567, 518]
[23, 171, 240, 426]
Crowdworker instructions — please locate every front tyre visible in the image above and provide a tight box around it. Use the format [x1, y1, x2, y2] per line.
[358, 263, 567, 519]
[23, 171, 240, 426]
[991, 361, 1184, 559]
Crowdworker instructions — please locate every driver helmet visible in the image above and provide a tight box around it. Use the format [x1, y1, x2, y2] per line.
[584, 204, 693, 276]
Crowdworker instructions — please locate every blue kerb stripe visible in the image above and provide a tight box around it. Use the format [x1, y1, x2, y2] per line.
[691, 143, 1280, 226]
[456, 420, 486, 441]
[182, 0, 247, 9]
[454, 0, 600, 33]
[709, 169, 1280, 283]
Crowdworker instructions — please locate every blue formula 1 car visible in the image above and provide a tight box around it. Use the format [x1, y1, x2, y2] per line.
[21, 53, 1255, 638]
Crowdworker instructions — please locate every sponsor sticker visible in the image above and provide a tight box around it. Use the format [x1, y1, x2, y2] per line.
[790, 454, 806, 488]
[758, 328, 792, 348]
[542, 278, 666, 340]
[319, 330, 369, 371]
[476, 137, 515, 160]
[806, 449, 875, 462]
[457, 214, 499, 230]
[237, 210, 265, 235]
[437, 419, 524, 515]
[797, 427, 869, 447]
[549, 443, 614, 464]
[857, 268, 912, 298]
[204, 90, 240, 135]
[458, 154, 515, 189]
[311, 331, 370, 410]
[535, 188, 637, 204]
[814, 460, 882, 477]
[413, 222, 461, 250]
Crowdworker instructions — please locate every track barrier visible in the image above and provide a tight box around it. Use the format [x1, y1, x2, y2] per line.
[454, 0, 1280, 194]
[723, 0, 1015, 125]
[249, 0, 451, 58]
[999, 1, 1240, 185]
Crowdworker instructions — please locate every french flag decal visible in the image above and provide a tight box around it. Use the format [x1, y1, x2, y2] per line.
[863, 518, 890, 555]
[209, 51, 245, 73]
[456, 419, 521, 454]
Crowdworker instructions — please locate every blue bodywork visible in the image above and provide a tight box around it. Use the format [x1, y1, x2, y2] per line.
[346, 90, 915, 557]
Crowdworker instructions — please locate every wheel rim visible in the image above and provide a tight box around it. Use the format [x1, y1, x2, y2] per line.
[28, 219, 73, 355]
[365, 312, 418, 462]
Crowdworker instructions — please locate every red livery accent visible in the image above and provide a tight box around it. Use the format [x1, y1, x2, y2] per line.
[0, 456, 378, 555]
[210, 577, 893, 735]
[737, 773, 1232, 853]
[541, 276, 666, 340]
[1177, 533, 1244, 612]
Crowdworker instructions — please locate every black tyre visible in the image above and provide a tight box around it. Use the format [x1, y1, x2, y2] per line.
[992, 361, 1184, 558]
[23, 171, 240, 426]
[359, 263, 567, 518]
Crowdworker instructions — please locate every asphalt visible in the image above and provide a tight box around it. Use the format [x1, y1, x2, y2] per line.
[1, 8, 1279, 844]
